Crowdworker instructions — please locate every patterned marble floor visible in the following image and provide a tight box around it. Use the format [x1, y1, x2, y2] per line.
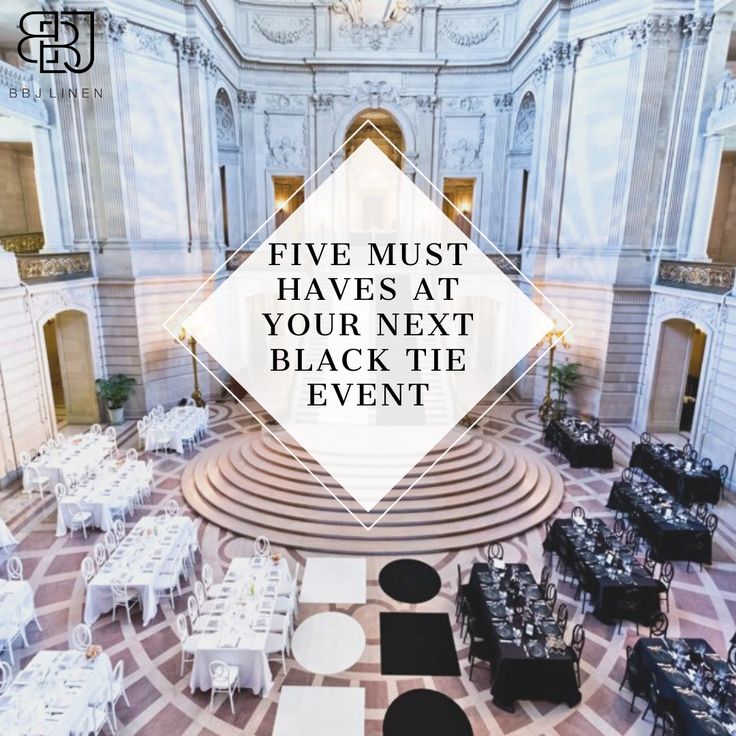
[2, 399, 735, 736]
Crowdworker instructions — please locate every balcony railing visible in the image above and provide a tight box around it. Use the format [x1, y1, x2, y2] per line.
[225, 249, 522, 274]
[0, 232, 44, 254]
[17, 252, 93, 283]
[656, 259, 735, 294]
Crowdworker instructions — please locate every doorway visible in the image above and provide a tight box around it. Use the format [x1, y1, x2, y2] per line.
[344, 109, 405, 167]
[442, 178, 475, 237]
[42, 310, 99, 428]
[272, 175, 305, 227]
[648, 319, 706, 436]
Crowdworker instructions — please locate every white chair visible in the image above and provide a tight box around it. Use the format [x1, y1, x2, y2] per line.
[67, 502, 93, 539]
[164, 499, 180, 517]
[125, 448, 138, 463]
[186, 397, 196, 407]
[7, 556, 22, 581]
[23, 464, 50, 501]
[107, 659, 130, 731]
[104, 530, 117, 554]
[189, 518, 201, 563]
[187, 595, 199, 627]
[275, 562, 300, 627]
[70, 623, 92, 651]
[93, 543, 107, 570]
[19, 450, 32, 466]
[105, 426, 117, 451]
[0, 604, 28, 665]
[76, 695, 111, 736]
[253, 535, 270, 557]
[208, 659, 240, 713]
[113, 518, 126, 543]
[56, 433, 67, 445]
[110, 580, 140, 624]
[0, 660, 13, 693]
[155, 562, 183, 608]
[175, 613, 199, 676]
[136, 420, 147, 450]
[201, 563, 227, 599]
[265, 611, 291, 674]
[54, 483, 67, 501]
[81, 557, 96, 587]
[90, 424, 102, 435]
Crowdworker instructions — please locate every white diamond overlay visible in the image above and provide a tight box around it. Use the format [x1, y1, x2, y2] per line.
[175, 139, 557, 517]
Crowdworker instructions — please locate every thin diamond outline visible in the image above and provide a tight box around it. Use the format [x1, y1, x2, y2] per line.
[164, 119, 573, 531]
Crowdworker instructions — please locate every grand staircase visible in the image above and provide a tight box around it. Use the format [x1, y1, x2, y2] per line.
[181, 425, 563, 555]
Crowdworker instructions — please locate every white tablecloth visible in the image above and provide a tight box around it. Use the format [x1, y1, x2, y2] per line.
[84, 515, 192, 626]
[24, 434, 114, 490]
[56, 459, 148, 537]
[0, 649, 111, 736]
[143, 406, 208, 454]
[0, 579, 35, 632]
[0, 517, 17, 550]
[190, 556, 291, 696]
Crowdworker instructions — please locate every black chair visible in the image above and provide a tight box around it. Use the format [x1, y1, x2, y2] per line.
[619, 644, 648, 712]
[701, 457, 713, 471]
[486, 542, 504, 562]
[570, 624, 585, 686]
[571, 506, 586, 522]
[662, 711, 680, 736]
[720, 464, 729, 500]
[643, 547, 657, 578]
[617, 588, 642, 635]
[621, 467, 634, 483]
[649, 611, 668, 638]
[455, 564, 471, 632]
[728, 642, 736, 676]
[682, 442, 693, 457]
[613, 517, 628, 538]
[624, 528, 640, 555]
[640, 432, 652, 445]
[545, 582, 557, 612]
[466, 616, 493, 682]
[540, 564, 551, 589]
[694, 503, 708, 522]
[642, 672, 667, 734]
[603, 429, 616, 448]
[556, 602, 569, 637]
[590, 416, 600, 433]
[658, 562, 674, 612]
[706, 513, 718, 538]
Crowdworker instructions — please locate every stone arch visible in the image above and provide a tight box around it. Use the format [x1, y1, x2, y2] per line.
[513, 91, 536, 153]
[215, 88, 237, 149]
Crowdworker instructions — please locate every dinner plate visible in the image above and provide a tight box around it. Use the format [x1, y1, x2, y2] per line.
[680, 692, 708, 711]
[541, 621, 559, 636]
[526, 642, 546, 658]
[488, 603, 507, 619]
[526, 587, 543, 601]
[649, 648, 674, 664]
[664, 670, 691, 687]
[483, 588, 501, 602]
[701, 718, 729, 736]
[496, 624, 513, 640]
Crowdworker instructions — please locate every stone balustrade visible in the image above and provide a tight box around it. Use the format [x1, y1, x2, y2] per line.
[656, 258, 735, 294]
[16, 251, 93, 283]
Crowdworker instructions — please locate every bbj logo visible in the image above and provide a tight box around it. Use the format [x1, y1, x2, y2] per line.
[17, 11, 95, 74]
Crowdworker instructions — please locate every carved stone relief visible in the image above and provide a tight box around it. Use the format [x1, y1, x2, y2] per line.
[252, 15, 312, 45]
[264, 113, 307, 169]
[440, 116, 485, 171]
[215, 89, 237, 147]
[513, 92, 535, 152]
[438, 17, 501, 47]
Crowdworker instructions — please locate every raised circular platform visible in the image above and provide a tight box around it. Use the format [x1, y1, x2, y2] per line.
[181, 425, 563, 555]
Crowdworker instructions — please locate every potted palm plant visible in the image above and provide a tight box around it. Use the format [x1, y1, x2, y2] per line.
[550, 361, 582, 419]
[96, 374, 136, 426]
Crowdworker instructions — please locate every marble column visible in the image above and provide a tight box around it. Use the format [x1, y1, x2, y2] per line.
[688, 133, 724, 261]
[312, 93, 335, 187]
[31, 125, 65, 251]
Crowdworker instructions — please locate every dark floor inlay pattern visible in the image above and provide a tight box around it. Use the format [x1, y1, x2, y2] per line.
[383, 688, 473, 736]
[379, 558, 442, 604]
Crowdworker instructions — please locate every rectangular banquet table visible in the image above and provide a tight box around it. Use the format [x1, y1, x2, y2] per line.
[544, 419, 613, 469]
[190, 556, 292, 696]
[544, 518, 661, 625]
[143, 406, 208, 454]
[630, 443, 721, 505]
[468, 562, 581, 711]
[634, 638, 736, 736]
[0, 578, 36, 631]
[84, 515, 193, 626]
[607, 480, 712, 564]
[56, 459, 148, 537]
[0, 516, 18, 550]
[24, 434, 114, 490]
[0, 649, 111, 736]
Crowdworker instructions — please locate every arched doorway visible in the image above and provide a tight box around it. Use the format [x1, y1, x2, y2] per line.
[344, 109, 405, 167]
[511, 92, 536, 250]
[648, 318, 707, 435]
[42, 310, 98, 428]
[215, 88, 239, 247]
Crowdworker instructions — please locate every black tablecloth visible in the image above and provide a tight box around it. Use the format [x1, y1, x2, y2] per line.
[635, 638, 736, 736]
[544, 420, 613, 469]
[630, 444, 721, 505]
[608, 481, 712, 564]
[544, 519, 660, 625]
[468, 562, 581, 711]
